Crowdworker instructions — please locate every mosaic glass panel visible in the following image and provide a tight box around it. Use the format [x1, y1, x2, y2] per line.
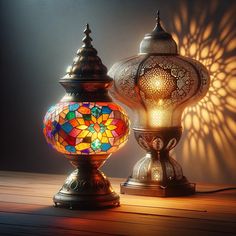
[43, 102, 130, 155]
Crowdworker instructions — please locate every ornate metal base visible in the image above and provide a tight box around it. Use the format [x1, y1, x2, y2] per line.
[54, 191, 120, 209]
[53, 155, 120, 209]
[120, 127, 196, 197]
[120, 177, 195, 197]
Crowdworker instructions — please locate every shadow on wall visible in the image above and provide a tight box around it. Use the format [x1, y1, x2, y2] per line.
[165, 0, 236, 183]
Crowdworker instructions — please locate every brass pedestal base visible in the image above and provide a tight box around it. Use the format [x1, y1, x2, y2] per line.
[121, 127, 196, 197]
[120, 177, 195, 197]
[53, 155, 120, 209]
[54, 191, 120, 209]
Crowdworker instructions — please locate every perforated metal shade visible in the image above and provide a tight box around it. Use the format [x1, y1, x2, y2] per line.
[108, 12, 210, 129]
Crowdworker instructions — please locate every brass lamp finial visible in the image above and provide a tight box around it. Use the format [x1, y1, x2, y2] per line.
[156, 10, 160, 25]
[154, 10, 165, 32]
[83, 23, 93, 48]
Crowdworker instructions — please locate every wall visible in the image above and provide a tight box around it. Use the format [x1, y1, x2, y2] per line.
[0, 0, 235, 184]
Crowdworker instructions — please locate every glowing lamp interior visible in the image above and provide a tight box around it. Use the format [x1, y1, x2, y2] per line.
[43, 102, 129, 155]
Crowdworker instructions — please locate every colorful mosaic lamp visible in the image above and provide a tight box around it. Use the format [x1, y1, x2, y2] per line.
[108, 12, 210, 197]
[43, 24, 129, 208]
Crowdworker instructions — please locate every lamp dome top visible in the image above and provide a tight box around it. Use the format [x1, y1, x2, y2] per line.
[61, 24, 112, 83]
[140, 10, 178, 54]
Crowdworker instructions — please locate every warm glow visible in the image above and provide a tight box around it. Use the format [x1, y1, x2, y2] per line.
[43, 102, 130, 155]
[169, 1, 236, 178]
[149, 109, 170, 127]
[139, 67, 176, 99]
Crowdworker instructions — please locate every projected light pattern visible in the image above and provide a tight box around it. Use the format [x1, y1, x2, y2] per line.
[168, 1, 236, 178]
[43, 102, 129, 155]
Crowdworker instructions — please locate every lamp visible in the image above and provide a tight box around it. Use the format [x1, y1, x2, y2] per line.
[43, 24, 130, 208]
[108, 11, 210, 197]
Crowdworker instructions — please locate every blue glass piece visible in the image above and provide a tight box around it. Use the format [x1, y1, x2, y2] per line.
[101, 143, 111, 151]
[51, 121, 61, 135]
[69, 103, 79, 111]
[83, 103, 90, 107]
[102, 106, 112, 114]
[52, 121, 57, 127]
[91, 106, 101, 118]
[65, 145, 76, 153]
[54, 122, 61, 131]
[81, 149, 90, 154]
[61, 122, 73, 133]
[88, 124, 95, 133]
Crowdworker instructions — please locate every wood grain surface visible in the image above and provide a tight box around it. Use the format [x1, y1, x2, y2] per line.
[0, 171, 235, 236]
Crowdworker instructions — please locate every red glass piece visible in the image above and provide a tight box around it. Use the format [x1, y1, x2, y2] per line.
[108, 104, 119, 111]
[115, 120, 127, 136]
[58, 129, 67, 139]
[69, 128, 81, 137]
[65, 135, 76, 146]
[85, 120, 90, 126]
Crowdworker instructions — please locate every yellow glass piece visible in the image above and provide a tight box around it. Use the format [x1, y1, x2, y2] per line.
[63, 108, 69, 114]
[105, 130, 113, 138]
[107, 125, 117, 130]
[59, 136, 64, 143]
[78, 130, 89, 138]
[56, 141, 60, 147]
[105, 119, 113, 125]
[97, 115, 103, 124]
[77, 125, 88, 130]
[60, 112, 66, 118]
[75, 142, 90, 151]
[102, 114, 109, 121]
[91, 115, 97, 123]
[97, 132, 102, 140]
[92, 132, 98, 141]
[77, 118, 85, 124]
[102, 137, 109, 143]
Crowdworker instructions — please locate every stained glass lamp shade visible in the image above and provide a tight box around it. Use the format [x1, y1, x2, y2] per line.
[43, 24, 129, 208]
[108, 12, 210, 197]
[44, 102, 128, 155]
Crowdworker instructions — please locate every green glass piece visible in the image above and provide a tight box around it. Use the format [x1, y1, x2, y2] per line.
[83, 114, 91, 120]
[99, 124, 106, 133]
[91, 106, 101, 118]
[91, 139, 101, 150]
[88, 124, 95, 133]
[66, 111, 76, 120]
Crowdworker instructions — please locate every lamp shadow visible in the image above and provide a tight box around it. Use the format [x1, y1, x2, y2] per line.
[164, 0, 236, 184]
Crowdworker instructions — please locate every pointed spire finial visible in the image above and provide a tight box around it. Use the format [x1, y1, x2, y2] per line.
[156, 10, 160, 25]
[82, 23, 93, 47]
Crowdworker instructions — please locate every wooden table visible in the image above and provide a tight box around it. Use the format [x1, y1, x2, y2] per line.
[0, 171, 235, 235]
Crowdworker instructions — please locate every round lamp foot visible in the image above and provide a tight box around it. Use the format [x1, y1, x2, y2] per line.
[120, 177, 195, 197]
[53, 168, 120, 209]
[53, 191, 120, 209]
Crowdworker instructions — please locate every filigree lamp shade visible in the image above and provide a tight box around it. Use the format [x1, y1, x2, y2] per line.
[108, 12, 210, 197]
[43, 24, 129, 208]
